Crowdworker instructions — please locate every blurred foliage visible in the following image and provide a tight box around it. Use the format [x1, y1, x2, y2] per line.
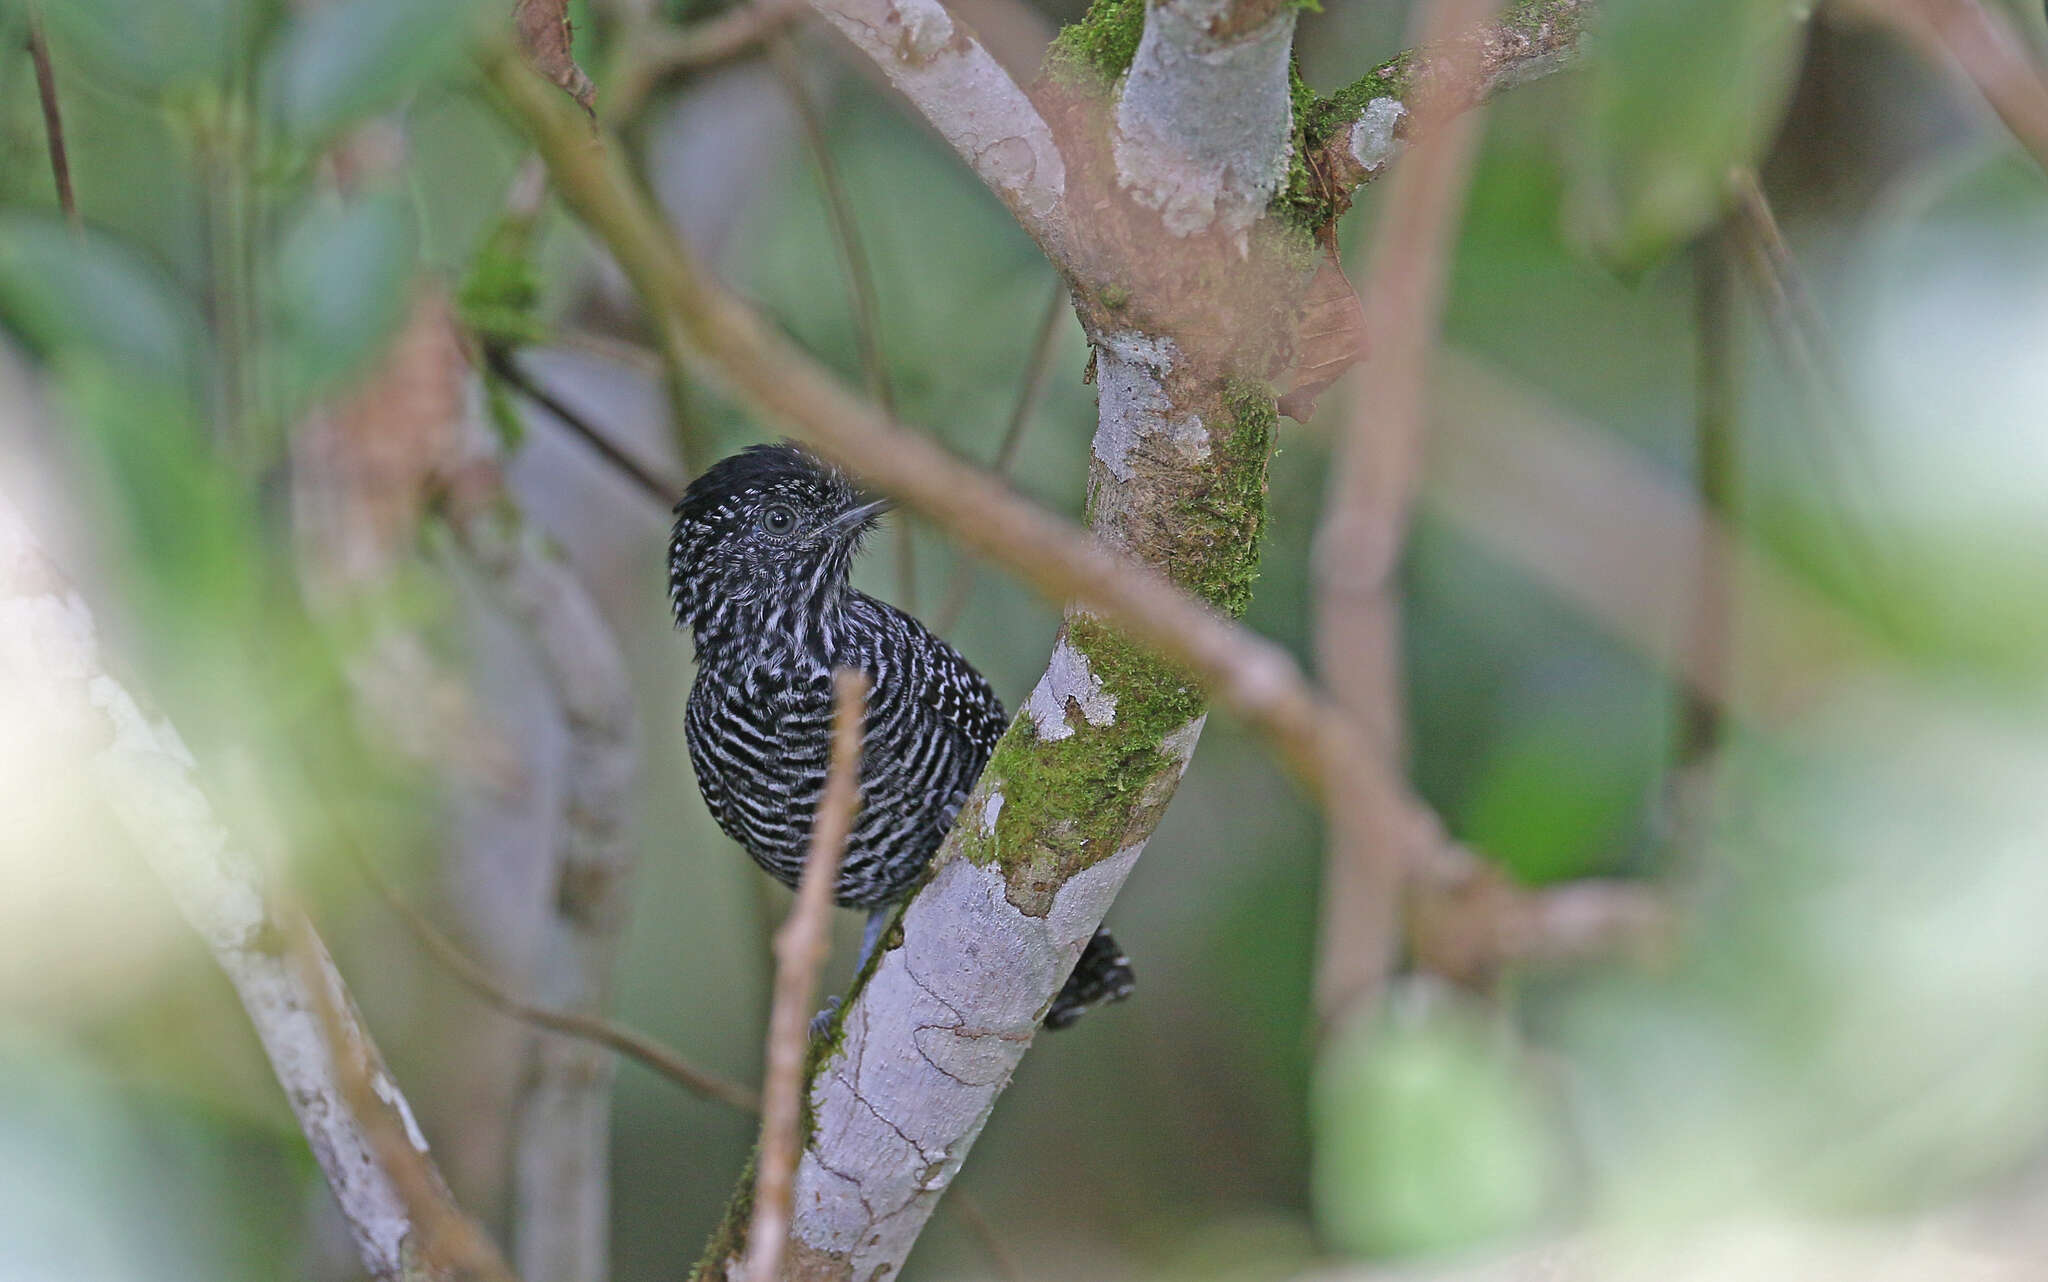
[1572, 0, 1808, 271]
[6, 0, 2048, 1280]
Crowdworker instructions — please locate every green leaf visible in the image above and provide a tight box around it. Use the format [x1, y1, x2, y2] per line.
[0, 216, 204, 388]
[267, 193, 419, 405]
[38, 0, 250, 93]
[1313, 999, 1566, 1259]
[261, 0, 475, 143]
[1572, 0, 1808, 270]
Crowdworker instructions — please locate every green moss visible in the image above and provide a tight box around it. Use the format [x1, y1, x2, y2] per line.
[689, 1148, 758, 1282]
[1165, 381, 1275, 616]
[456, 212, 547, 347]
[963, 615, 1208, 899]
[960, 384, 1275, 901]
[1043, 0, 1147, 87]
[1274, 51, 1420, 231]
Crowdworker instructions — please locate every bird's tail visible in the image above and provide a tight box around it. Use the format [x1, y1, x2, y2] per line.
[1044, 928, 1135, 1030]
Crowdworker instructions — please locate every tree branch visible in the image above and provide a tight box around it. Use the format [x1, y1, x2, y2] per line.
[0, 488, 475, 1282]
[743, 671, 866, 1282]
[1312, 0, 1503, 1033]
[800, 0, 1071, 263]
[23, 10, 80, 233]
[436, 417, 641, 1282]
[483, 22, 1654, 1278]
[1308, 0, 1590, 204]
[482, 43, 1384, 821]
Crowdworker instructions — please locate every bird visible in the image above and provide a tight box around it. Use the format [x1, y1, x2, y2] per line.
[669, 442, 1134, 1030]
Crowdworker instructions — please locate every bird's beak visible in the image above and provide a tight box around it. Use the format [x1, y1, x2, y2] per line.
[826, 497, 893, 536]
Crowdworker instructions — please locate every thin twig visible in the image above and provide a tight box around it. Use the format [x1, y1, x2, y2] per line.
[288, 908, 526, 1282]
[765, 34, 913, 609]
[347, 840, 762, 1115]
[1311, 0, 1504, 1033]
[933, 277, 1068, 633]
[603, 0, 810, 125]
[1679, 225, 1739, 777]
[23, 11, 79, 234]
[485, 344, 685, 506]
[743, 670, 867, 1282]
[1724, 170, 1905, 635]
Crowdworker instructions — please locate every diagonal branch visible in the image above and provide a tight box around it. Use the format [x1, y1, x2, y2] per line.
[801, 0, 1071, 263]
[23, 11, 80, 233]
[0, 487, 486, 1282]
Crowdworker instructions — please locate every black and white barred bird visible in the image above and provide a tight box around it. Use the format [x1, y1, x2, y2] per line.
[669, 443, 1133, 1029]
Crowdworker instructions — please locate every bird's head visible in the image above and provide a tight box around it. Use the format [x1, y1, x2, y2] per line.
[667, 443, 889, 634]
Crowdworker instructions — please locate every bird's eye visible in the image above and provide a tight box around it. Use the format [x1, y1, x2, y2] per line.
[759, 503, 798, 537]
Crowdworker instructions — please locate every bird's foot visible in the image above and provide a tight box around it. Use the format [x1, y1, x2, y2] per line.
[809, 995, 842, 1041]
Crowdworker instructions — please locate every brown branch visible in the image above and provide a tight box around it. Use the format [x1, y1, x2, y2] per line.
[933, 277, 1069, 633]
[765, 34, 915, 608]
[485, 344, 685, 506]
[288, 909, 526, 1282]
[1841, 0, 2048, 177]
[0, 486, 459, 1282]
[1311, 0, 1504, 1033]
[743, 670, 867, 1282]
[23, 11, 79, 233]
[344, 821, 763, 1114]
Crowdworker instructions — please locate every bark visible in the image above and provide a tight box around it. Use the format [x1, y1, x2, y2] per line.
[0, 484, 445, 1282]
[450, 486, 638, 1282]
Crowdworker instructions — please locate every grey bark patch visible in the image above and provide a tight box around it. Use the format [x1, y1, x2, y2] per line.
[788, 847, 1142, 1274]
[1022, 639, 1118, 740]
[1111, 0, 1297, 239]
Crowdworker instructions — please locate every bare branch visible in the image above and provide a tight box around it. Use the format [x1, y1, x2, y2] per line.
[485, 344, 685, 505]
[1112, 0, 1300, 240]
[288, 911, 525, 1282]
[23, 11, 79, 233]
[765, 35, 915, 607]
[933, 277, 1069, 633]
[743, 671, 867, 1282]
[346, 840, 762, 1113]
[435, 421, 640, 1282]
[0, 489, 461, 1282]
[1841, 0, 2048, 177]
[800, 0, 1070, 261]
[1312, 0, 1503, 1033]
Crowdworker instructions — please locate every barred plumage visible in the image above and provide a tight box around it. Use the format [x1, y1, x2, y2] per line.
[670, 444, 1133, 1028]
